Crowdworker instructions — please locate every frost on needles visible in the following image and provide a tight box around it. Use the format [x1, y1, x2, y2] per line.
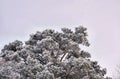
[0, 26, 112, 79]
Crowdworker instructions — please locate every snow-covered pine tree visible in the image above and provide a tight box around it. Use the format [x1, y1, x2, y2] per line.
[0, 26, 111, 79]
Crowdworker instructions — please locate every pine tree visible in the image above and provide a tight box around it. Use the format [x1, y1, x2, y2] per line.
[0, 26, 111, 79]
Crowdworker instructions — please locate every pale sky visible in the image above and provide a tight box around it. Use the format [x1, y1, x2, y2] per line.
[0, 0, 120, 77]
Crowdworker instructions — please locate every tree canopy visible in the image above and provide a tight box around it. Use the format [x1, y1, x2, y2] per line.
[0, 26, 111, 79]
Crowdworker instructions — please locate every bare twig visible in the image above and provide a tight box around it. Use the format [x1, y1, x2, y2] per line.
[60, 52, 67, 62]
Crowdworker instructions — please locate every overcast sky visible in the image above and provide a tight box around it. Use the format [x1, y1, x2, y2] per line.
[0, 0, 120, 77]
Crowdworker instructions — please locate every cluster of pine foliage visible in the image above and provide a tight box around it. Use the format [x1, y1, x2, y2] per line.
[0, 26, 111, 79]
